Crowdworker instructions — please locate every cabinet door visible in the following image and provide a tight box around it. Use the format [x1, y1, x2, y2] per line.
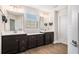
[36, 34, 44, 46]
[2, 35, 18, 54]
[19, 36, 27, 52]
[28, 35, 37, 48]
[44, 33, 51, 44]
[50, 32, 54, 43]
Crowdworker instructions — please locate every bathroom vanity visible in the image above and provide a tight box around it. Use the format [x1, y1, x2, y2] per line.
[1, 32, 54, 54]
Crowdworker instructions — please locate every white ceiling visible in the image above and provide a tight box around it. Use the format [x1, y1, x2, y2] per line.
[11, 5, 58, 12]
[27, 5, 58, 12]
[26, 5, 68, 12]
[9, 5, 67, 13]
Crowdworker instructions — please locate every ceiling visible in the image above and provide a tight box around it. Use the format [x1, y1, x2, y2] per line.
[28, 5, 68, 12]
[9, 5, 67, 14]
[27, 5, 58, 12]
[10, 5, 58, 13]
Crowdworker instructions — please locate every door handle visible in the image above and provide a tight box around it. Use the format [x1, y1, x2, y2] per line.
[72, 40, 78, 47]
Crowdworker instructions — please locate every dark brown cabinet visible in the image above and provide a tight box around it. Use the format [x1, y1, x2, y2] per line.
[2, 32, 54, 54]
[2, 34, 27, 54]
[28, 34, 44, 49]
[18, 34, 27, 52]
[2, 35, 19, 54]
[50, 32, 54, 43]
[44, 32, 54, 45]
[36, 34, 44, 46]
[28, 35, 37, 48]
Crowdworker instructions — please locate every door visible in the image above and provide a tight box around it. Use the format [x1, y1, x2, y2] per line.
[78, 13, 79, 54]
[58, 9, 68, 44]
[68, 6, 79, 54]
[58, 15, 67, 43]
[10, 19, 15, 31]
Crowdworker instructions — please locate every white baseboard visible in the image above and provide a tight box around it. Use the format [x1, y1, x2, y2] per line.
[54, 40, 67, 45]
[54, 40, 62, 43]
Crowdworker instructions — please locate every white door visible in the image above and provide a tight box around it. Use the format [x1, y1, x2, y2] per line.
[68, 10, 78, 54]
[78, 13, 79, 54]
[58, 9, 67, 44]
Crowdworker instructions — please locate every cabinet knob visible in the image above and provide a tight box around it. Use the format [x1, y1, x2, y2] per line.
[22, 40, 25, 43]
[16, 40, 18, 42]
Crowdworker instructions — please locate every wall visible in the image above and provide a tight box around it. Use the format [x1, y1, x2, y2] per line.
[48, 12, 54, 31]
[54, 11, 59, 43]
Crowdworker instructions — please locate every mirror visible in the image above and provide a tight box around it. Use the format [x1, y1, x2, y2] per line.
[8, 11, 23, 32]
[24, 13, 39, 29]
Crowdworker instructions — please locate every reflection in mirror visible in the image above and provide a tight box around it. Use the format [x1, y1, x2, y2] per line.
[10, 19, 15, 31]
[25, 13, 39, 29]
[44, 23, 47, 26]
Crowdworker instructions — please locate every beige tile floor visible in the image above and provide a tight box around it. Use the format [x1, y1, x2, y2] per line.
[21, 43, 67, 54]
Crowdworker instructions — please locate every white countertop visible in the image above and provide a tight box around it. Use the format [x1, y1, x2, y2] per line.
[40, 31, 54, 33]
[1, 30, 54, 36]
[27, 33, 43, 35]
[1, 31, 26, 36]
[1, 31, 44, 36]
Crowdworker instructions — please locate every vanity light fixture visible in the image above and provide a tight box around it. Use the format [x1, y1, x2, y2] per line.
[0, 9, 7, 23]
[44, 23, 47, 26]
[2, 15, 7, 23]
[49, 22, 53, 26]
